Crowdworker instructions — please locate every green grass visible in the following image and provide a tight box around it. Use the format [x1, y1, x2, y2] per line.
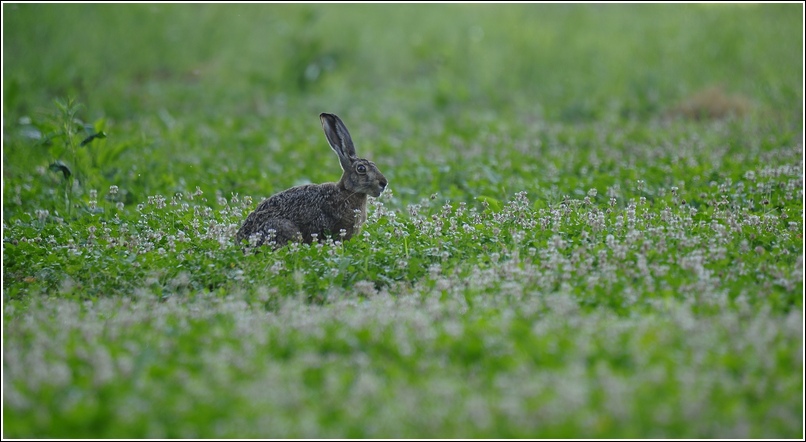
[3, 3, 803, 438]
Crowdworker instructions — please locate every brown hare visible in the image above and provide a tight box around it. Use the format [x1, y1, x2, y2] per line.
[236, 113, 387, 249]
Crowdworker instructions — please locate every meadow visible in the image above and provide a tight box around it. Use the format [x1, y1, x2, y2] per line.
[2, 3, 803, 438]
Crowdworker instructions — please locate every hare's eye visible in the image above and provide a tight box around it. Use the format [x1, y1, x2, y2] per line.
[356, 164, 367, 174]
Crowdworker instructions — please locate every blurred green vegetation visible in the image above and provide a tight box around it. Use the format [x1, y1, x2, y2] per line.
[2, 4, 803, 438]
[3, 3, 803, 214]
[4, 3, 802, 120]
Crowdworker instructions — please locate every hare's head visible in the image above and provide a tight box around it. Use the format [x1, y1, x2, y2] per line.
[320, 113, 387, 198]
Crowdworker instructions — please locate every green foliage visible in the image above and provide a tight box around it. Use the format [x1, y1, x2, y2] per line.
[3, 3, 803, 439]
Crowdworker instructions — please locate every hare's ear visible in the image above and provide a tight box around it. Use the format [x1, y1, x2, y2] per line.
[320, 113, 356, 171]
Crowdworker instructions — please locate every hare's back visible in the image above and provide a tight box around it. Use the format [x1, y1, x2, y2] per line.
[253, 183, 338, 218]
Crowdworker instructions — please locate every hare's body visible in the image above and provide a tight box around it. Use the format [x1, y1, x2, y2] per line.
[237, 182, 368, 246]
[236, 113, 386, 248]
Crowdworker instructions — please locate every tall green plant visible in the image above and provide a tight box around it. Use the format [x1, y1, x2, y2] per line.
[43, 97, 107, 216]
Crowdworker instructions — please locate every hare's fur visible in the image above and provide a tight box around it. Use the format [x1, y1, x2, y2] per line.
[236, 113, 387, 248]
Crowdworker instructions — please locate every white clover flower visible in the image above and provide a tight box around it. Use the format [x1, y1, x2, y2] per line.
[636, 180, 645, 191]
[88, 190, 98, 210]
[354, 280, 377, 297]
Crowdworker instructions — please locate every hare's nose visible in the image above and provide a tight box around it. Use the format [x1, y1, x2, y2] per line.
[379, 178, 388, 189]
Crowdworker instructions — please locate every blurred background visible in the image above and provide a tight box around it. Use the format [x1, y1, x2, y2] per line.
[3, 3, 803, 206]
[5, 3, 802, 119]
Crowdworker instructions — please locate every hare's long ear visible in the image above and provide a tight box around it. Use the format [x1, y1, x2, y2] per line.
[320, 113, 356, 171]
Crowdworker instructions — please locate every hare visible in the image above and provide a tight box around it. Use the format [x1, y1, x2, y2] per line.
[236, 113, 388, 249]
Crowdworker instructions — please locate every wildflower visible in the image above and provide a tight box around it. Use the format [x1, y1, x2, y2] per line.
[456, 201, 467, 217]
[636, 180, 645, 192]
[89, 189, 98, 210]
[354, 280, 377, 297]
[152, 195, 167, 209]
[442, 202, 453, 218]
[551, 235, 567, 250]
[626, 203, 637, 229]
